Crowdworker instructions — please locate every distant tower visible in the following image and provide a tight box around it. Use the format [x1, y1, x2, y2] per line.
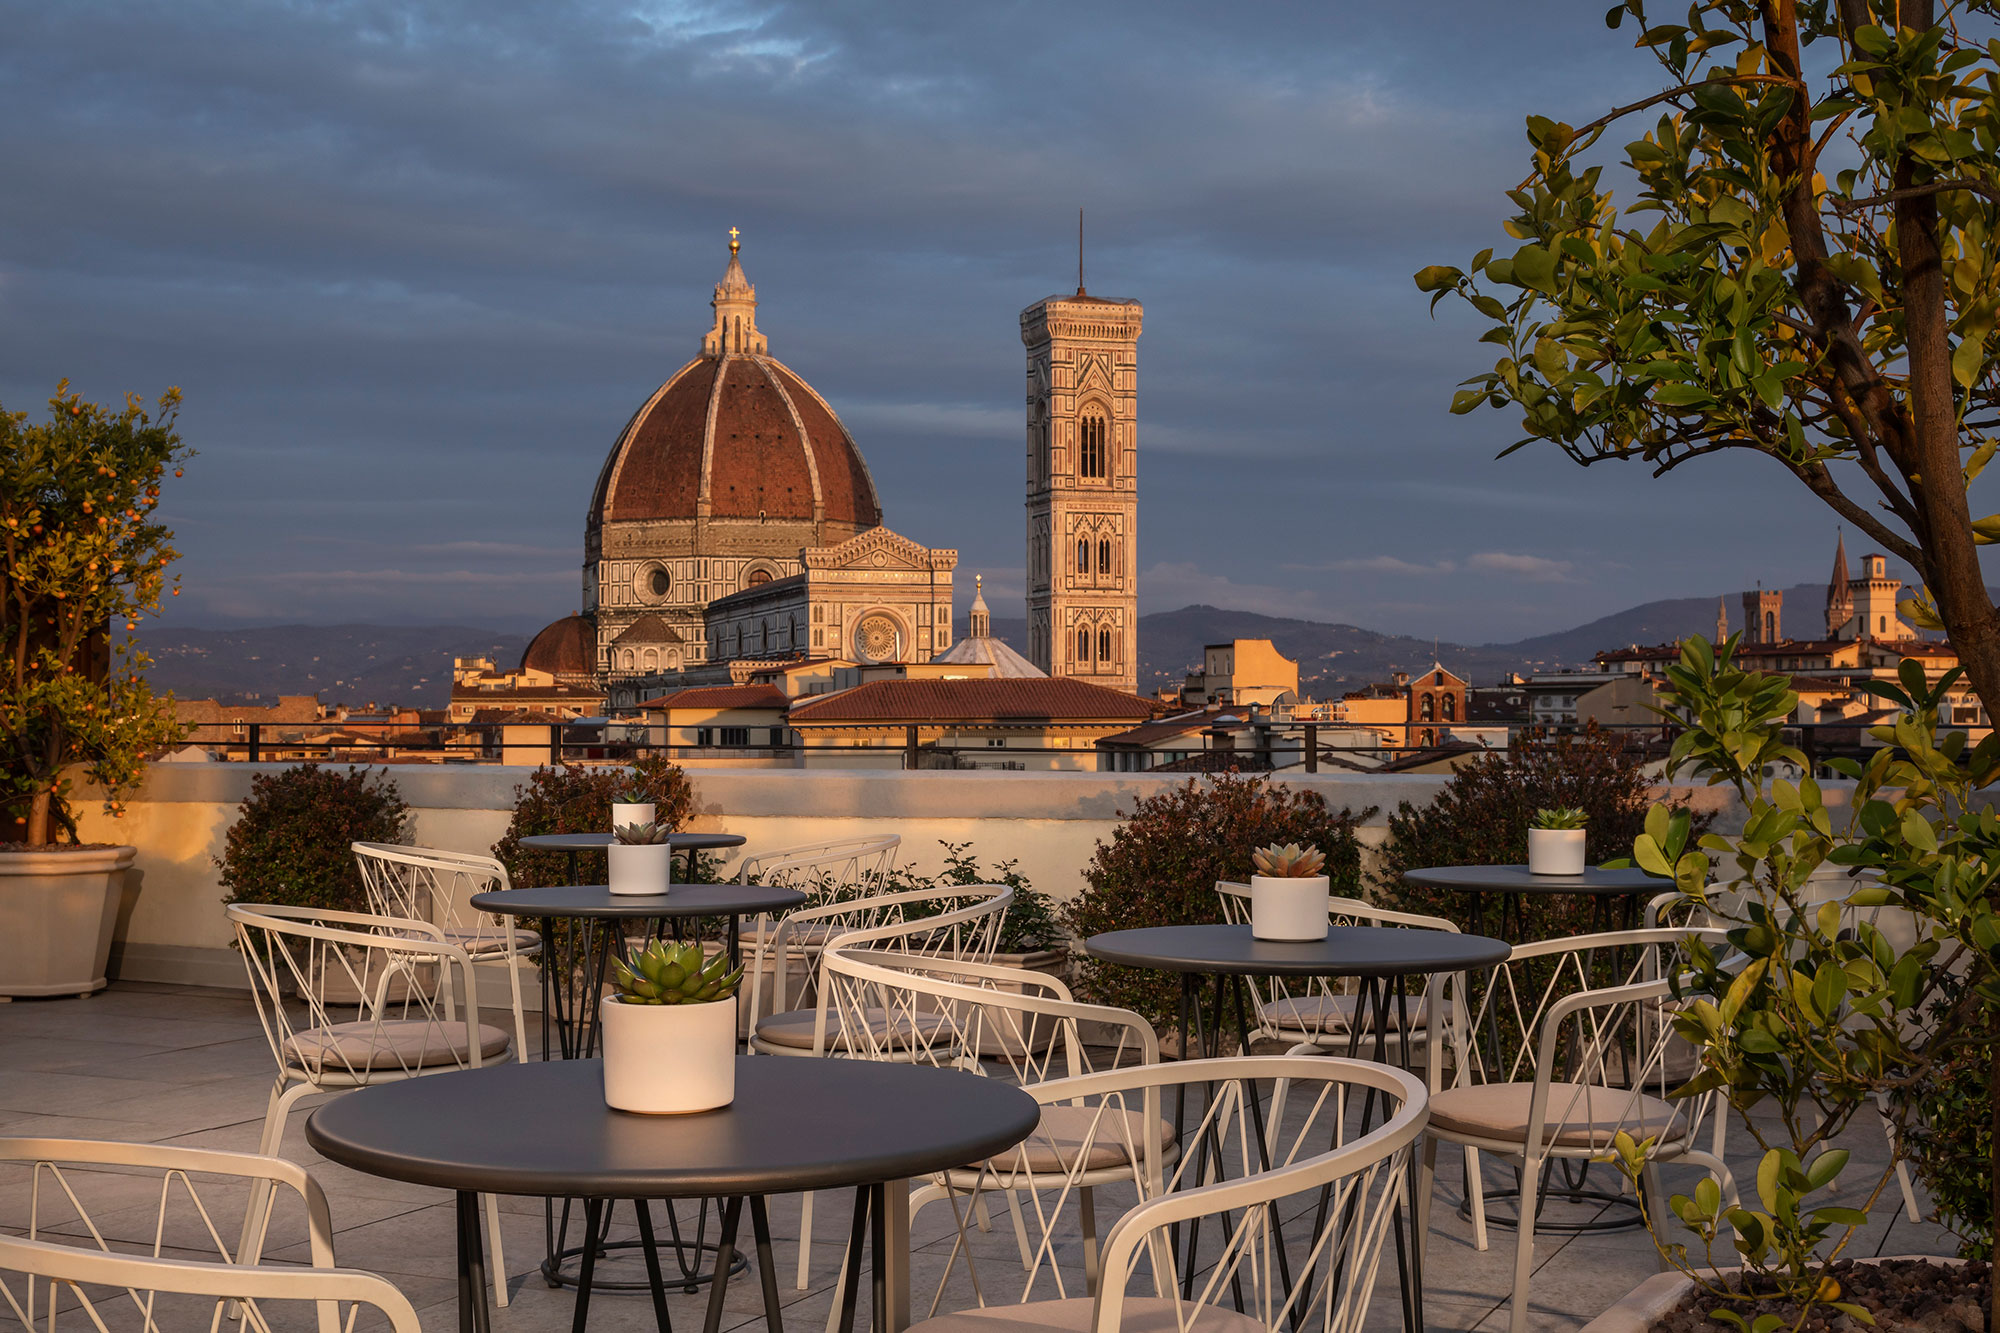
[1826, 529, 1854, 637]
[968, 574, 990, 638]
[1022, 263, 1143, 693]
[1742, 586, 1783, 644]
[1715, 596, 1728, 643]
[1841, 552, 1914, 641]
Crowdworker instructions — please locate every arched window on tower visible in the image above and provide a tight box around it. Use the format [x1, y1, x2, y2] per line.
[1765, 610, 1776, 639]
[1077, 627, 1091, 664]
[1443, 693, 1456, 722]
[1419, 693, 1435, 722]
[1098, 539, 1112, 576]
[1078, 414, 1107, 479]
[1077, 539, 1090, 575]
[1098, 628, 1113, 662]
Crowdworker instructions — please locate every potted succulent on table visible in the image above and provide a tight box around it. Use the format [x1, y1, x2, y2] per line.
[1527, 806, 1587, 876]
[609, 777, 655, 832]
[607, 821, 672, 896]
[1248, 842, 1330, 941]
[601, 940, 743, 1114]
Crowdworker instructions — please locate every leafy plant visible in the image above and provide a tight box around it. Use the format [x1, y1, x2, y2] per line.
[1532, 806, 1587, 830]
[493, 757, 695, 888]
[217, 765, 409, 914]
[1615, 635, 2000, 1329]
[613, 821, 671, 845]
[609, 939, 742, 1005]
[1415, 0, 2000, 775]
[1064, 774, 1369, 1027]
[1250, 843, 1326, 877]
[856, 842, 1061, 955]
[2, 383, 191, 845]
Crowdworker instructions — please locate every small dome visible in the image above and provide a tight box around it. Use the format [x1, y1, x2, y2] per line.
[522, 614, 597, 680]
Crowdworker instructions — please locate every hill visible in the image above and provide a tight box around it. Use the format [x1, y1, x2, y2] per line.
[140, 624, 529, 709]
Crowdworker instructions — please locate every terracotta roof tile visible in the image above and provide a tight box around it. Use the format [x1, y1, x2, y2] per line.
[638, 684, 790, 711]
[787, 678, 1156, 726]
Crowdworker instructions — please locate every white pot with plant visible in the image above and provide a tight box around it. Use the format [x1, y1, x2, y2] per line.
[601, 940, 742, 1114]
[1527, 807, 1588, 876]
[610, 777, 655, 832]
[1248, 843, 1330, 941]
[607, 821, 672, 897]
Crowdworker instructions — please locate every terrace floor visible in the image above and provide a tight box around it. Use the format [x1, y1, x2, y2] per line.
[0, 982, 1962, 1331]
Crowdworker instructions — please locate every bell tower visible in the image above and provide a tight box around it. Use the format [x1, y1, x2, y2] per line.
[1021, 272, 1143, 693]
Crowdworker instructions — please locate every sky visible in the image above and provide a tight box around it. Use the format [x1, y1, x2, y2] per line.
[0, 0, 1959, 643]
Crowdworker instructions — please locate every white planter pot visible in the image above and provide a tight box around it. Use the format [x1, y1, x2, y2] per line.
[600, 995, 736, 1114]
[0, 846, 134, 998]
[1578, 1255, 1956, 1332]
[610, 802, 656, 831]
[1528, 828, 1587, 876]
[607, 842, 672, 897]
[1250, 875, 1330, 941]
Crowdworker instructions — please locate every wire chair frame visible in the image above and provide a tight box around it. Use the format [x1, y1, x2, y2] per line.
[351, 842, 538, 1056]
[0, 1137, 418, 1333]
[903, 1057, 1427, 1333]
[734, 836, 901, 900]
[1418, 926, 1734, 1333]
[225, 902, 513, 1309]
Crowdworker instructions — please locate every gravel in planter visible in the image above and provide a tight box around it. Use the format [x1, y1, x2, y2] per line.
[1657, 1259, 1988, 1333]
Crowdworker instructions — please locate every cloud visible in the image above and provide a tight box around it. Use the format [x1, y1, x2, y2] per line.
[1465, 552, 1578, 583]
[1305, 555, 1457, 576]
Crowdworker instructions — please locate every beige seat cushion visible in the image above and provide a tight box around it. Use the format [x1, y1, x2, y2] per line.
[1261, 993, 1429, 1034]
[753, 1006, 949, 1052]
[909, 1296, 1262, 1333]
[981, 1103, 1177, 1176]
[284, 1019, 511, 1074]
[1428, 1081, 1682, 1149]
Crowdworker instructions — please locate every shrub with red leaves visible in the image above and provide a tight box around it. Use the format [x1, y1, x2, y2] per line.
[216, 764, 409, 913]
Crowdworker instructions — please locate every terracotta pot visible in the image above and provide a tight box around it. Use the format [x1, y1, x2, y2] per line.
[0, 846, 134, 998]
[1528, 827, 1587, 876]
[600, 995, 736, 1114]
[1250, 874, 1330, 940]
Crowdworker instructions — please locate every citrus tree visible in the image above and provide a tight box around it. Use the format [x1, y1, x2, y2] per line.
[0, 383, 189, 845]
[1416, 0, 2000, 710]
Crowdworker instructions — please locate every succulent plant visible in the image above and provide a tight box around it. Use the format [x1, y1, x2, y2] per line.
[613, 820, 672, 845]
[1251, 842, 1326, 878]
[609, 939, 744, 1005]
[614, 778, 651, 804]
[1532, 807, 1588, 830]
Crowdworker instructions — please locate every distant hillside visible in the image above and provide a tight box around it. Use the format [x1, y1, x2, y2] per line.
[141, 625, 529, 709]
[1495, 583, 1826, 665]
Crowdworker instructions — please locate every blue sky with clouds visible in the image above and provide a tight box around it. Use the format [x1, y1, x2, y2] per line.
[0, 0, 1948, 642]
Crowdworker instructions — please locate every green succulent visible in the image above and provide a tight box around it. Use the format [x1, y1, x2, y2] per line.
[613, 820, 671, 845]
[608, 939, 743, 1006]
[1532, 806, 1587, 831]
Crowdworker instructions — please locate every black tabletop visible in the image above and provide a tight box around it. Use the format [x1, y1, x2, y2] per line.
[1083, 923, 1511, 976]
[306, 1058, 1040, 1198]
[470, 883, 807, 920]
[518, 832, 748, 853]
[1400, 864, 1661, 896]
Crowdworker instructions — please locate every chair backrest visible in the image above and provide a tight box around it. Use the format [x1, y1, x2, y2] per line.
[1443, 926, 1729, 1157]
[226, 902, 501, 1088]
[734, 836, 900, 901]
[1215, 880, 1460, 932]
[823, 945, 1156, 1080]
[352, 842, 510, 933]
[0, 1137, 418, 1333]
[923, 1055, 1426, 1333]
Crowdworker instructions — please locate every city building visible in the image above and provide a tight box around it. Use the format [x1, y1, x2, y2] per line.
[1336, 662, 1468, 748]
[933, 577, 1045, 679]
[1177, 640, 1299, 710]
[786, 677, 1157, 770]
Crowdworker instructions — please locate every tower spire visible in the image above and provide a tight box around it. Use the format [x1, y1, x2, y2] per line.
[1826, 526, 1853, 636]
[703, 228, 766, 357]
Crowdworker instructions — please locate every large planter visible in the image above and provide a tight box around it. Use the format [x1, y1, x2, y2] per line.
[1250, 875, 1330, 940]
[0, 845, 134, 999]
[600, 996, 736, 1114]
[610, 802, 656, 830]
[1528, 828, 1587, 876]
[1579, 1256, 1959, 1332]
[607, 843, 671, 897]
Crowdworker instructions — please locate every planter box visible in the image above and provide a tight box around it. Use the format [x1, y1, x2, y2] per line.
[0, 846, 134, 998]
[1579, 1256, 1960, 1332]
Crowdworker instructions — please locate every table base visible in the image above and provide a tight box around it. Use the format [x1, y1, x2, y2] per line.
[1455, 1181, 1645, 1234]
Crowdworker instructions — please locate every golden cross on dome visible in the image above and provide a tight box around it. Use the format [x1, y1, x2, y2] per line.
[728, 226, 741, 254]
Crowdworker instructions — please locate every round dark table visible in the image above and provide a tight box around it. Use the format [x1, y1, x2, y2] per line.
[1082, 923, 1509, 1333]
[468, 882, 807, 1293]
[517, 831, 749, 891]
[308, 1059, 1039, 1333]
[1400, 864, 1662, 938]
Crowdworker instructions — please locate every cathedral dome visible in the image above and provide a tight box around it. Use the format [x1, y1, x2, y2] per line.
[588, 239, 881, 539]
[522, 614, 597, 679]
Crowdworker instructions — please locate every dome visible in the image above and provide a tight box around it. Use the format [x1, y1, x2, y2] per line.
[522, 614, 597, 680]
[588, 239, 881, 539]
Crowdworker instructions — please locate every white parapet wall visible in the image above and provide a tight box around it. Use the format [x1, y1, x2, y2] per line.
[72, 761, 1751, 991]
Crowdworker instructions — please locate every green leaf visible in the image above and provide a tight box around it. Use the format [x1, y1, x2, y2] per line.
[1805, 1148, 1849, 1191]
[1512, 243, 1557, 294]
[1413, 265, 1463, 293]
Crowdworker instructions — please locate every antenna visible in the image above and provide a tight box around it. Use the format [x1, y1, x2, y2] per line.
[1077, 208, 1085, 296]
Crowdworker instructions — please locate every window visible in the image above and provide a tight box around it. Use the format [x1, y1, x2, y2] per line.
[1764, 610, 1776, 639]
[1098, 539, 1112, 576]
[649, 567, 671, 598]
[1442, 693, 1457, 722]
[1878, 615, 1887, 632]
[1419, 693, 1434, 721]
[1077, 627, 1091, 662]
[747, 569, 771, 587]
[720, 727, 749, 747]
[1077, 540, 1089, 575]
[696, 727, 714, 747]
[1098, 628, 1113, 662]
[1078, 414, 1107, 478]
[1434, 671, 1444, 686]
[987, 737, 1005, 748]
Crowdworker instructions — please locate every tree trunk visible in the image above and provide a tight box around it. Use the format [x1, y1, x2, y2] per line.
[1990, 1035, 1998, 1333]
[26, 788, 49, 847]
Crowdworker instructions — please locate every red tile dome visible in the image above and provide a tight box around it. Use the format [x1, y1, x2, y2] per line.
[521, 614, 597, 680]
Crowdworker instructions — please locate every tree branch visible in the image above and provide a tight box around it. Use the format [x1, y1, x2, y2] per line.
[1832, 178, 2000, 213]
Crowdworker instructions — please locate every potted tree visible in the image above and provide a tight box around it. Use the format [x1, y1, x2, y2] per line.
[601, 939, 743, 1113]
[0, 384, 189, 998]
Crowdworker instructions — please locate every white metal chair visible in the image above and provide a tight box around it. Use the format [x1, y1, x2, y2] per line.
[824, 946, 1167, 1299]
[226, 902, 514, 1309]
[899, 1055, 1429, 1333]
[734, 836, 903, 1032]
[0, 1137, 421, 1333]
[1418, 926, 1734, 1333]
[352, 841, 538, 1056]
